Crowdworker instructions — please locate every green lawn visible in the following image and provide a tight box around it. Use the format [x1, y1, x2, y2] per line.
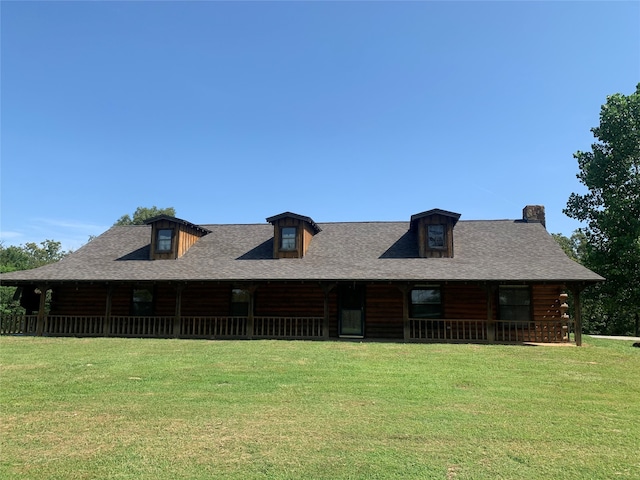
[1, 336, 639, 480]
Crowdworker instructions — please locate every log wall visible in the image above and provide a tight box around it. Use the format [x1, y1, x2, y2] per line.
[255, 284, 324, 317]
[51, 285, 107, 316]
[111, 284, 134, 316]
[181, 284, 231, 316]
[154, 283, 177, 316]
[443, 284, 489, 320]
[364, 284, 404, 339]
[532, 284, 563, 321]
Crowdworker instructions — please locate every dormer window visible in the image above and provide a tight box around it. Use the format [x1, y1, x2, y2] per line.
[410, 209, 461, 258]
[157, 229, 173, 252]
[266, 212, 322, 259]
[427, 225, 445, 249]
[281, 227, 297, 250]
[144, 215, 211, 260]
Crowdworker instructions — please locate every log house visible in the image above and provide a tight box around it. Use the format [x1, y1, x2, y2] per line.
[0, 206, 603, 344]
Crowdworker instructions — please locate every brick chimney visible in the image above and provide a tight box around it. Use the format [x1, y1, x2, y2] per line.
[523, 205, 546, 228]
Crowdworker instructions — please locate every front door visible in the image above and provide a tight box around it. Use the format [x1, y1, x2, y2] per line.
[339, 284, 365, 337]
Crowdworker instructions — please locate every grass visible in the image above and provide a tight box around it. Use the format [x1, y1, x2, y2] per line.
[1, 336, 639, 480]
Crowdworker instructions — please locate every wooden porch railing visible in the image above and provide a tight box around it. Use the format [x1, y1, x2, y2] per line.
[1, 315, 571, 343]
[494, 320, 571, 343]
[253, 316, 323, 338]
[45, 315, 105, 336]
[180, 316, 247, 338]
[410, 318, 488, 341]
[409, 318, 572, 343]
[109, 316, 174, 337]
[0, 315, 323, 339]
[0, 315, 37, 335]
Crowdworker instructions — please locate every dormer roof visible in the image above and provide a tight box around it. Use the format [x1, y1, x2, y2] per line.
[410, 209, 461, 231]
[144, 215, 211, 235]
[266, 212, 322, 233]
[266, 211, 321, 259]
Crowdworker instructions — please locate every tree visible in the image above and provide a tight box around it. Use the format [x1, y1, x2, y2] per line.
[564, 84, 640, 335]
[0, 240, 68, 272]
[552, 231, 608, 334]
[114, 206, 176, 225]
[0, 240, 69, 315]
[551, 231, 586, 263]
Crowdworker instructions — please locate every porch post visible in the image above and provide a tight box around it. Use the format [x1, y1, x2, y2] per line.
[398, 285, 410, 341]
[35, 285, 48, 336]
[321, 283, 336, 339]
[572, 286, 583, 347]
[104, 284, 114, 336]
[173, 284, 184, 338]
[486, 284, 496, 342]
[247, 285, 257, 339]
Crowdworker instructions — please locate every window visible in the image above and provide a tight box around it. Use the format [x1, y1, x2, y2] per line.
[427, 224, 445, 248]
[231, 289, 251, 316]
[410, 287, 442, 318]
[499, 286, 531, 321]
[280, 227, 297, 250]
[157, 229, 173, 252]
[132, 288, 154, 316]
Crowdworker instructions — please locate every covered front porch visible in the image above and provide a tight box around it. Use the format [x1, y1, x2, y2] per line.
[0, 280, 585, 344]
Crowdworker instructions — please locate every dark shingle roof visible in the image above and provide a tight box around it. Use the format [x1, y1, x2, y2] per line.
[0, 220, 603, 284]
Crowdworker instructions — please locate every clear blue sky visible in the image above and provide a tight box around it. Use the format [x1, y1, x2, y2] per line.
[1, 1, 638, 251]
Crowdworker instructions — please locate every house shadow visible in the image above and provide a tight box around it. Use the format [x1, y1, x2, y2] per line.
[236, 238, 275, 260]
[379, 231, 419, 259]
[117, 245, 151, 261]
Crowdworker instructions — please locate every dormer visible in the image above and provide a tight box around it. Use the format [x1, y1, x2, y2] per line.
[266, 212, 321, 259]
[410, 209, 461, 258]
[144, 215, 211, 260]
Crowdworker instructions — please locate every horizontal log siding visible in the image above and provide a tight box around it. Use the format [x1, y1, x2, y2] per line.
[154, 284, 177, 316]
[181, 284, 231, 316]
[111, 285, 135, 316]
[442, 285, 488, 320]
[532, 284, 563, 322]
[365, 285, 403, 339]
[50, 285, 106, 316]
[255, 284, 324, 317]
